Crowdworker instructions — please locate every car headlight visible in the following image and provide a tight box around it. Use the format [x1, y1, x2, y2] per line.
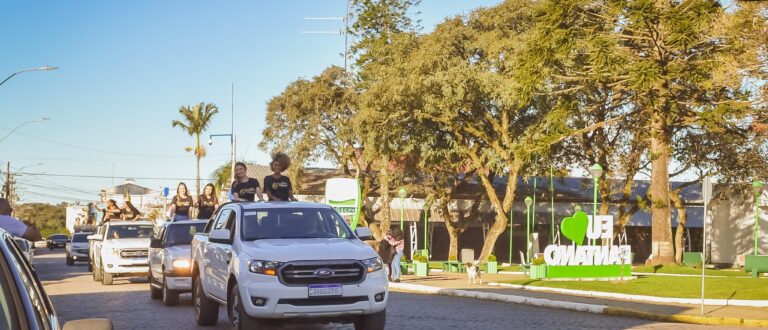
[361, 257, 384, 273]
[172, 259, 190, 269]
[248, 260, 283, 276]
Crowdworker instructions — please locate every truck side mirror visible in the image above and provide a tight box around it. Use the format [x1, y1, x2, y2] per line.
[150, 239, 163, 249]
[209, 229, 233, 244]
[354, 227, 374, 241]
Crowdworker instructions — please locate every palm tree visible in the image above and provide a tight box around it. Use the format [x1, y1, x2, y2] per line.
[172, 102, 219, 196]
[210, 160, 233, 192]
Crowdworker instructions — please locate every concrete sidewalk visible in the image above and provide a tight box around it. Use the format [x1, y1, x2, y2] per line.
[389, 272, 768, 327]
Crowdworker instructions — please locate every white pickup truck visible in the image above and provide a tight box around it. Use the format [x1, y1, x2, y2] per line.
[89, 221, 155, 285]
[191, 202, 387, 330]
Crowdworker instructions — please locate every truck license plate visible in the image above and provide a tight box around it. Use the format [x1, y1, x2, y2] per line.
[308, 284, 342, 297]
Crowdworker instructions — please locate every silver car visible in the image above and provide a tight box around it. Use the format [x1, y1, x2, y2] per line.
[66, 232, 92, 265]
[148, 220, 207, 306]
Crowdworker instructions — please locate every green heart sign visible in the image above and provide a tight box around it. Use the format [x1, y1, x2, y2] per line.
[561, 211, 589, 246]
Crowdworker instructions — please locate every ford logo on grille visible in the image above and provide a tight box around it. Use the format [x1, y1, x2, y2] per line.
[314, 268, 334, 278]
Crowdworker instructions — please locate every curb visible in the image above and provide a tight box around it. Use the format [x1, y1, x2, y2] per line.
[486, 282, 768, 307]
[390, 282, 768, 327]
[603, 307, 768, 327]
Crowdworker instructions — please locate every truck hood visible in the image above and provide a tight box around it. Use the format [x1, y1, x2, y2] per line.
[165, 245, 192, 260]
[102, 238, 150, 249]
[239, 238, 377, 262]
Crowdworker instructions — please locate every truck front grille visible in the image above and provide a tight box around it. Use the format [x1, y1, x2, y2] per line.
[119, 249, 148, 258]
[280, 260, 365, 286]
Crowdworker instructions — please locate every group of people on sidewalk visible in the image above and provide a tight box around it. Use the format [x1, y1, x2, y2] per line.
[168, 152, 297, 221]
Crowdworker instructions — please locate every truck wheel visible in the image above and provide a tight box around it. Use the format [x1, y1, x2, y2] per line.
[149, 273, 162, 300]
[230, 284, 261, 329]
[194, 277, 219, 326]
[88, 261, 93, 272]
[162, 275, 179, 306]
[354, 309, 386, 330]
[102, 270, 113, 285]
[66, 255, 74, 266]
[93, 265, 102, 281]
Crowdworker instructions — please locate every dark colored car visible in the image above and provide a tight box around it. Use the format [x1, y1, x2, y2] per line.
[47, 234, 69, 250]
[0, 228, 113, 329]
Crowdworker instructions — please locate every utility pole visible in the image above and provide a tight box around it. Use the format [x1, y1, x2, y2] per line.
[3, 162, 10, 199]
[302, 0, 351, 73]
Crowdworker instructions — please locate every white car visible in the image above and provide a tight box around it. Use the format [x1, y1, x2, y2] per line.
[66, 232, 93, 265]
[89, 221, 154, 285]
[191, 202, 387, 330]
[149, 220, 207, 306]
[13, 238, 34, 263]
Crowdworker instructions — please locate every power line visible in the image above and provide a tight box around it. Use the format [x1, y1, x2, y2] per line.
[0, 126, 228, 159]
[16, 171, 214, 181]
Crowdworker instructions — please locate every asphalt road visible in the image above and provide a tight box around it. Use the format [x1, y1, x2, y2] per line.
[33, 249, 739, 329]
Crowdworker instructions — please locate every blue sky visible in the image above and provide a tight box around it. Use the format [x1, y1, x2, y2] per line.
[0, 0, 503, 204]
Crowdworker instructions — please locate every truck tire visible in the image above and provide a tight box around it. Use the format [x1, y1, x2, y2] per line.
[354, 309, 386, 330]
[229, 284, 261, 329]
[149, 273, 162, 300]
[194, 277, 219, 326]
[88, 261, 93, 272]
[162, 275, 179, 306]
[93, 265, 103, 281]
[102, 270, 113, 285]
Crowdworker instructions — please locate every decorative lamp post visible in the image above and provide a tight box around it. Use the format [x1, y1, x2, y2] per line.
[508, 204, 514, 264]
[753, 180, 763, 256]
[525, 196, 533, 264]
[589, 164, 603, 246]
[398, 187, 407, 231]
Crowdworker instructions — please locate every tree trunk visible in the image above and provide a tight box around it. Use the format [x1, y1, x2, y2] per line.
[647, 109, 675, 265]
[378, 156, 392, 236]
[670, 190, 686, 264]
[195, 133, 201, 197]
[476, 166, 520, 262]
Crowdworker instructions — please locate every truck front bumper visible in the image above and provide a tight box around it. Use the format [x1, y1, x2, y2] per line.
[240, 269, 388, 319]
[103, 258, 149, 275]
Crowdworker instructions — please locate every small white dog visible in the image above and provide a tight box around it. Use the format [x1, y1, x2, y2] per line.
[465, 260, 482, 285]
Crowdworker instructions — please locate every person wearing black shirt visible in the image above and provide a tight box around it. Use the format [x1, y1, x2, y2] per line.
[196, 183, 219, 219]
[264, 152, 298, 201]
[102, 199, 122, 223]
[232, 162, 263, 202]
[121, 200, 142, 220]
[170, 182, 193, 221]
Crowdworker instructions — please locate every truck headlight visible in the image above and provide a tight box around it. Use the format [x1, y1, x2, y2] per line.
[248, 260, 283, 276]
[361, 257, 383, 273]
[172, 259, 190, 269]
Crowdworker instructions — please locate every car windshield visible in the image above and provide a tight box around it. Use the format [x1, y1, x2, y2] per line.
[107, 225, 154, 239]
[241, 208, 353, 240]
[50, 235, 67, 240]
[165, 223, 206, 246]
[71, 234, 89, 243]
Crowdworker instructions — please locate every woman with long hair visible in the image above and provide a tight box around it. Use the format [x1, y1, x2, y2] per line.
[102, 199, 122, 223]
[385, 228, 405, 283]
[231, 162, 263, 202]
[121, 200, 142, 220]
[169, 182, 192, 221]
[196, 183, 219, 219]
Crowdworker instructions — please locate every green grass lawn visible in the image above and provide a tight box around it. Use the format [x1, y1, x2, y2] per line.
[632, 264, 749, 277]
[505, 275, 768, 300]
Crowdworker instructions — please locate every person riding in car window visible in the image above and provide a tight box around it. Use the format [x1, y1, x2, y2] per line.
[264, 152, 297, 202]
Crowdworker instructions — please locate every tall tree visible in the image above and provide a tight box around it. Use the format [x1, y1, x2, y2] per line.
[172, 102, 219, 196]
[531, 0, 766, 264]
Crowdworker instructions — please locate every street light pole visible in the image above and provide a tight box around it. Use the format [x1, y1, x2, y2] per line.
[752, 181, 763, 256]
[590, 164, 603, 246]
[0, 65, 58, 87]
[0, 117, 50, 144]
[209, 133, 235, 189]
[509, 204, 514, 265]
[525, 196, 533, 264]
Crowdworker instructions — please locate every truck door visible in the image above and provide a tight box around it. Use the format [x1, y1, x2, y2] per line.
[206, 208, 235, 300]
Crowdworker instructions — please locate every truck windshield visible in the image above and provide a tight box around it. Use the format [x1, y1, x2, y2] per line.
[165, 223, 206, 246]
[107, 225, 154, 239]
[241, 208, 353, 240]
